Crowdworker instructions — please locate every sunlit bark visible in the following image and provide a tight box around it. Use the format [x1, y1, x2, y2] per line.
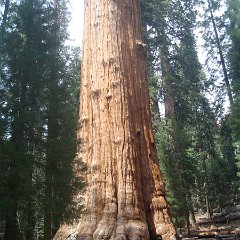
[54, 1, 176, 239]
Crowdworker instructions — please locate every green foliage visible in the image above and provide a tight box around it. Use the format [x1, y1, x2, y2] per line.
[141, 0, 239, 229]
[0, 0, 83, 238]
[224, 0, 240, 192]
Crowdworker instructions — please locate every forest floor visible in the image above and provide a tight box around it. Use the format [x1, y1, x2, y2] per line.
[182, 204, 240, 239]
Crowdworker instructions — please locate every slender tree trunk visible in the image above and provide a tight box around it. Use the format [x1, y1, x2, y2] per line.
[44, 175, 53, 240]
[187, 194, 196, 228]
[44, 74, 58, 240]
[159, 48, 175, 121]
[26, 108, 35, 240]
[26, 115, 35, 240]
[204, 182, 212, 219]
[207, 0, 234, 107]
[44, 174, 53, 240]
[44, 65, 58, 238]
[26, 187, 34, 240]
[204, 181, 212, 219]
[0, 0, 10, 74]
[4, 212, 19, 240]
[205, 195, 212, 219]
[158, 27, 190, 231]
[4, 82, 27, 240]
[44, 86, 59, 239]
[4, 181, 19, 240]
[44, 1, 61, 238]
[54, 1, 176, 240]
[185, 209, 190, 237]
[26, 159, 35, 240]
[189, 209, 196, 228]
[25, 2, 36, 238]
[0, 0, 10, 38]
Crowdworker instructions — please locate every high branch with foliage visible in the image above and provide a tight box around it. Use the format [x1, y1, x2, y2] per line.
[0, 0, 240, 239]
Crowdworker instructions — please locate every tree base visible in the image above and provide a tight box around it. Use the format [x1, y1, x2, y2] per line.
[54, 220, 150, 240]
[54, 195, 176, 240]
[54, 215, 175, 240]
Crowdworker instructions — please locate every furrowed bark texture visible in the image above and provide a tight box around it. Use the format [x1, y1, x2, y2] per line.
[54, 0, 176, 239]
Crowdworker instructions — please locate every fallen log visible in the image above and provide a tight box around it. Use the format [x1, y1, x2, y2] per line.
[189, 229, 240, 239]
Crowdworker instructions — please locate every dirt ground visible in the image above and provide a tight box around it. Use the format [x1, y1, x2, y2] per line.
[182, 213, 240, 238]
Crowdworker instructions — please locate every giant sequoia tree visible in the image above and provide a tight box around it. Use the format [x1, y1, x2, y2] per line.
[55, 1, 176, 240]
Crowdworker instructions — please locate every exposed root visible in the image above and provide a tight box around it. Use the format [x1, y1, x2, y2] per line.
[150, 195, 177, 240]
[75, 218, 95, 240]
[54, 216, 150, 240]
[77, 234, 93, 240]
[53, 224, 78, 240]
[115, 234, 128, 240]
[92, 201, 117, 240]
[115, 219, 149, 240]
[54, 214, 176, 240]
[54, 196, 176, 240]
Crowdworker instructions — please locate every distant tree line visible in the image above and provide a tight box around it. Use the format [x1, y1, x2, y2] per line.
[140, 0, 240, 230]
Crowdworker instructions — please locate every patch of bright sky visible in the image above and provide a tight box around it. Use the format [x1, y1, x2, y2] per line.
[68, 2, 208, 67]
[67, 0, 84, 47]
[67, 1, 230, 115]
[68, 1, 206, 61]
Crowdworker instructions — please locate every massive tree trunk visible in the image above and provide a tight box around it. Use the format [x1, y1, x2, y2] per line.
[55, 1, 176, 239]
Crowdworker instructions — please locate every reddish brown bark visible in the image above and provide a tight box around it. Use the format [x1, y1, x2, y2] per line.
[54, 1, 176, 239]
